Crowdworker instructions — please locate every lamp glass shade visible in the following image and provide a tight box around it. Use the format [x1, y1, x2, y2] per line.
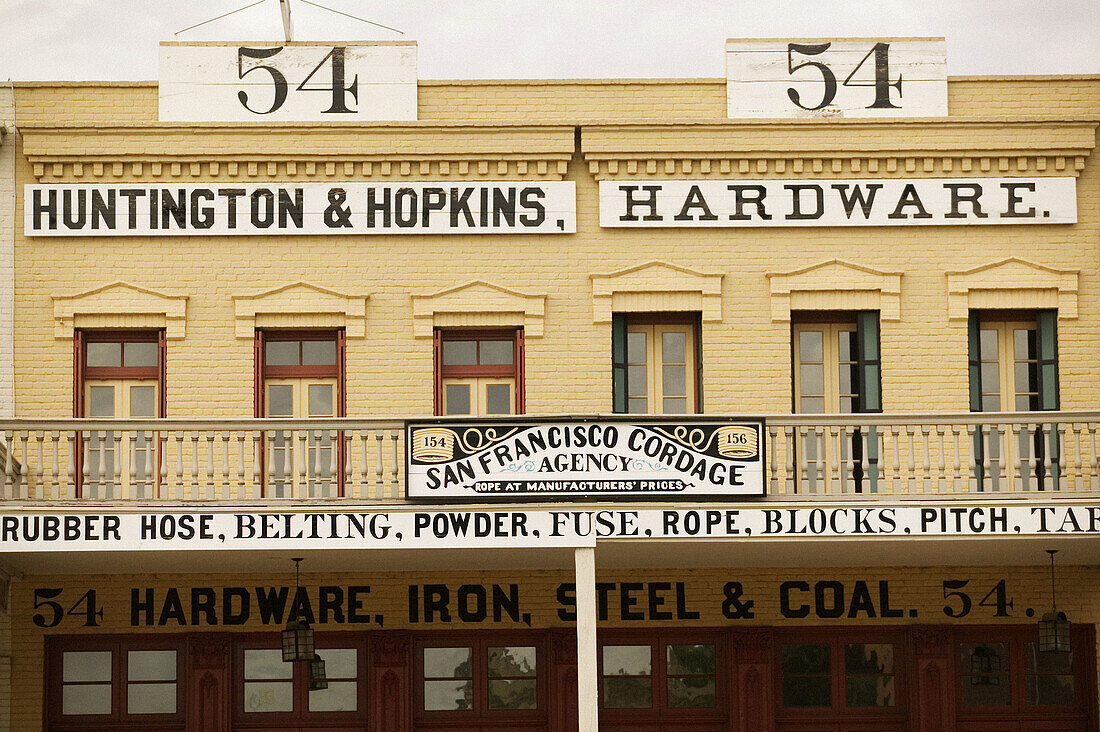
[309, 654, 328, 690]
[281, 620, 315, 662]
[1037, 611, 1071, 653]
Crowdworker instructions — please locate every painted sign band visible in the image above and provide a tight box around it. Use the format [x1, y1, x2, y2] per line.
[405, 419, 767, 500]
[0, 504, 1095, 553]
[25, 182, 577, 236]
[599, 178, 1077, 228]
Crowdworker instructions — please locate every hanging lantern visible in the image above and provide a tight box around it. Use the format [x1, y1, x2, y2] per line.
[309, 653, 328, 690]
[281, 558, 316, 662]
[1037, 550, 1071, 654]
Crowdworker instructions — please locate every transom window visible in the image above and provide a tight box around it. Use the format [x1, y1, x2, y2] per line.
[434, 329, 523, 416]
[235, 640, 364, 723]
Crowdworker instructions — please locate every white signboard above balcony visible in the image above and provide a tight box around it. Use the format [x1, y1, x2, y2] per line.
[726, 38, 948, 118]
[159, 41, 417, 122]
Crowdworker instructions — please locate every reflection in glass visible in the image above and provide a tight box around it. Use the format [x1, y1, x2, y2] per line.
[424, 679, 473, 711]
[604, 677, 652, 709]
[245, 649, 292, 679]
[960, 643, 1011, 707]
[424, 647, 472, 678]
[782, 644, 831, 708]
[309, 680, 357, 712]
[244, 681, 293, 713]
[603, 645, 650, 675]
[668, 676, 716, 708]
[128, 650, 175, 681]
[488, 647, 536, 677]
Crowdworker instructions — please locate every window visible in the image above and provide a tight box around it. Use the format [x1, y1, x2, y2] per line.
[255, 330, 345, 498]
[433, 329, 524, 416]
[415, 635, 545, 726]
[969, 311, 1059, 491]
[777, 631, 904, 728]
[235, 638, 365, 723]
[956, 627, 1089, 725]
[612, 314, 700, 414]
[74, 330, 165, 499]
[46, 636, 183, 728]
[599, 631, 724, 725]
[792, 312, 881, 492]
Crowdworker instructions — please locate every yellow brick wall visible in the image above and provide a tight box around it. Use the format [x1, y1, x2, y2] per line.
[7, 566, 1099, 730]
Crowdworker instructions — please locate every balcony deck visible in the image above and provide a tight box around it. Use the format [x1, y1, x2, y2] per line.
[1, 412, 1097, 504]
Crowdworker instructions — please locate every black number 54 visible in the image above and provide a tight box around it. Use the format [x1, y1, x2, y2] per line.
[942, 579, 972, 618]
[33, 588, 103, 628]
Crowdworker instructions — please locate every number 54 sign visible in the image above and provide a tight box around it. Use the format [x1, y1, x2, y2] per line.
[159, 41, 417, 122]
[726, 38, 947, 118]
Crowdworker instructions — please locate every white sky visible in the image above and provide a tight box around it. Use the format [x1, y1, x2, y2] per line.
[1, 0, 1098, 80]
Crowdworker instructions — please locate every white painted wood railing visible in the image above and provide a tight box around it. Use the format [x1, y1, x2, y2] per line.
[0, 412, 1097, 503]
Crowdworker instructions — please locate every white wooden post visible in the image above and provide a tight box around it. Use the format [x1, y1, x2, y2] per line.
[575, 547, 598, 731]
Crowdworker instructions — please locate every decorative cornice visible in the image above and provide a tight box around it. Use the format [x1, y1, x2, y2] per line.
[945, 258, 1079, 320]
[766, 259, 904, 322]
[411, 280, 546, 338]
[232, 282, 370, 338]
[589, 260, 724, 323]
[52, 281, 189, 339]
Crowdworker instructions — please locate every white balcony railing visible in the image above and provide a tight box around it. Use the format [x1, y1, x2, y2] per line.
[0, 412, 1097, 503]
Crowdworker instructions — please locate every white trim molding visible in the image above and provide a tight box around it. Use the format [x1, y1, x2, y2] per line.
[411, 280, 547, 338]
[945, 258, 1079, 320]
[766, 259, 903, 322]
[232, 282, 370, 338]
[52, 281, 189, 339]
[589, 260, 723, 323]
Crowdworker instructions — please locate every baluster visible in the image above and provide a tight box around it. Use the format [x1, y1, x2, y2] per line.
[80, 431, 91, 499]
[1007, 423, 1019, 493]
[236, 433, 247, 500]
[157, 433, 169, 500]
[253, 432, 264, 501]
[174, 433, 185, 500]
[784, 426, 796, 495]
[389, 429, 400, 498]
[843, 426, 856, 493]
[293, 430, 305, 499]
[1071, 423, 1084, 492]
[935, 426, 946, 494]
[17, 431, 30, 499]
[906, 427, 916, 494]
[951, 425, 962, 493]
[1, 430, 12, 499]
[110, 430, 121, 500]
[768, 425, 779, 495]
[221, 433, 231, 501]
[51, 431, 61, 499]
[375, 430, 384, 499]
[891, 426, 902, 493]
[1056, 423, 1066, 491]
[360, 431, 371, 500]
[982, 427, 994, 493]
[1091, 426, 1099, 491]
[33, 430, 44, 499]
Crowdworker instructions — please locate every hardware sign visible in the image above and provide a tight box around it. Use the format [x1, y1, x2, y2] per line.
[405, 418, 766, 501]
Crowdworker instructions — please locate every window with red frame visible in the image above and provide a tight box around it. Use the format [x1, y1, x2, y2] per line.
[433, 328, 524, 416]
[254, 330, 346, 498]
[46, 635, 184, 729]
[74, 330, 165, 500]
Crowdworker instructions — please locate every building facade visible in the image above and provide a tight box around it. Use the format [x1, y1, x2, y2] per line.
[0, 40, 1098, 731]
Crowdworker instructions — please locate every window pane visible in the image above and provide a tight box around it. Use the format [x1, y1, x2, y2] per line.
[424, 647, 472, 678]
[960, 643, 1011, 707]
[782, 676, 830, 707]
[800, 396, 825, 414]
[265, 340, 299, 366]
[442, 340, 477, 366]
[444, 384, 471, 415]
[782, 644, 830, 673]
[488, 679, 537, 709]
[1014, 327, 1037, 360]
[128, 650, 175, 681]
[1025, 644, 1072, 673]
[480, 340, 514, 365]
[627, 332, 647, 363]
[64, 651, 113, 682]
[798, 330, 823, 362]
[88, 386, 116, 417]
[603, 645, 650, 675]
[302, 339, 337, 366]
[837, 330, 857, 361]
[245, 649, 292, 679]
[799, 364, 824, 397]
[87, 342, 122, 368]
[488, 647, 536, 677]
[129, 385, 156, 418]
[628, 398, 649, 414]
[485, 383, 512, 415]
[123, 341, 158, 368]
[846, 644, 894, 674]
[663, 397, 687, 414]
[667, 645, 715, 675]
[309, 680, 357, 712]
[308, 384, 333, 416]
[662, 331, 686, 363]
[319, 648, 357, 679]
[603, 677, 651, 708]
[979, 329, 999, 360]
[424, 680, 473, 711]
[1026, 674, 1075, 706]
[63, 683, 112, 715]
[627, 365, 648, 396]
[266, 385, 294, 417]
[668, 676, 716, 708]
[846, 675, 895, 707]
[244, 681, 293, 712]
[981, 363, 1000, 394]
[981, 394, 1001, 412]
[128, 682, 176, 714]
[961, 643, 1008, 675]
[663, 364, 686, 396]
[961, 675, 1011, 706]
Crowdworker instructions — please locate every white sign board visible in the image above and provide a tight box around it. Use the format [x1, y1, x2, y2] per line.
[726, 38, 947, 118]
[599, 178, 1077, 228]
[25, 182, 577, 236]
[159, 42, 417, 122]
[406, 419, 766, 500]
[0, 504, 1094, 552]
